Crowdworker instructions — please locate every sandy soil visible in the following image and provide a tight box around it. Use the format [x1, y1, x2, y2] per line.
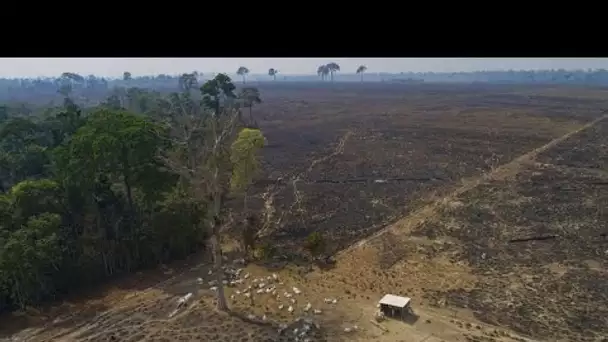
[0, 251, 537, 342]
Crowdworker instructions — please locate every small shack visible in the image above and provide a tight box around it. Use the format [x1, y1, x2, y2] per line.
[378, 294, 412, 320]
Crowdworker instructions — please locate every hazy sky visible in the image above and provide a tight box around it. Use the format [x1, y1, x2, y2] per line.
[1, 58, 608, 78]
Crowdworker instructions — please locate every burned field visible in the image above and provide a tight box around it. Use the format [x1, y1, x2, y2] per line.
[247, 82, 608, 254]
[415, 119, 608, 341]
[5, 83, 608, 342]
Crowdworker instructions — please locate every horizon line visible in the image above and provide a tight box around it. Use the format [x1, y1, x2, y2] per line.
[1, 68, 605, 79]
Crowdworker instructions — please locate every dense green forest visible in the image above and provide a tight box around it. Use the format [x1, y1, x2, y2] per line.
[0, 72, 266, 313]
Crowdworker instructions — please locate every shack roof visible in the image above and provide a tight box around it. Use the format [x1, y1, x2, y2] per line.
[379, 294, 411, 308]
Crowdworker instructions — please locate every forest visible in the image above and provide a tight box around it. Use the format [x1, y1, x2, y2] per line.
[0, 72, 266, 313]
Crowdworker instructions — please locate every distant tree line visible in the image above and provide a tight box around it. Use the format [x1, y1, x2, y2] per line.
[3, 68, 608, 107]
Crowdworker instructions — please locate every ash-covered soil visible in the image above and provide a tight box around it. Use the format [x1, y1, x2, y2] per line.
[416, 119, 608, 341]
[247, 83, 608, 254]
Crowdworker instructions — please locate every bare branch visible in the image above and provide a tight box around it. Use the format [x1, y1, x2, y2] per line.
[256, 130, 354, 238]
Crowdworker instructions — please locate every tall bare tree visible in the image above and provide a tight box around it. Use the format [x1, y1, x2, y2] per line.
[356, 65, 367, 82]
[237, 67, 250, 84]
[161, 74, 265, 311]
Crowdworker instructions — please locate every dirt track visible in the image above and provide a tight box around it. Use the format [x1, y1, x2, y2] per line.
[347, 112, 608, 254]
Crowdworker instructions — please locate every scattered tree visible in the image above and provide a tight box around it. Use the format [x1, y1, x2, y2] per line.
[0, 70, 605, 107]
[326, 63, 340, 82]
[317, 65, 329, 81]
[201, 73, 237, 116]
[60, 72, 84, 84]
[268, 68, 278, 81]
[237, 67, 250, 84]
[178, 73, 199, 93]
[356, 65, 367, 82]
[238, 87, 262, 127]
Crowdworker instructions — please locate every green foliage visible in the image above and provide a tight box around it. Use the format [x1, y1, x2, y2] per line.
[304, 232, 326, 258]
[0, 117, 54, 189]
[57, 109, 172, 202]
[0, 74, 266, 313]
[0, 117, 45, 151]
[0, 212, 62, 307]
[178, 73, 198, 92]
[44, 104, 85, 147]
[236, 67, 250, 83]
[9, 179, 62, 225]
[0, 106, 8, 123]
[0, 194, 11, 229]
[0, 103, 208, 311]
[200, 74, 236, 115]
[230, 128, 265, 192]
[256, 242, 276, 260]
[145, 188, 207, 262]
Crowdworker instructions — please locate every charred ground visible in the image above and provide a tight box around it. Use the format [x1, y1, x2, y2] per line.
[415, 118, 608, 340]
[247, 83, 607, 254]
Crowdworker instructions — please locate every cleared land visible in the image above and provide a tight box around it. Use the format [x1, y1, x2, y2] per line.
[415, 118, 608, 341]
[1, 83, 608, 342]
[253, 83, 605, 255]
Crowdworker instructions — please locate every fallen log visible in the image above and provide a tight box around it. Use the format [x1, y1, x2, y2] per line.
[253, 177, 444, 186]
[508, 235, 558, 243]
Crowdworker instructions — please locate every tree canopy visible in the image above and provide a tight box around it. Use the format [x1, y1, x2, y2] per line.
[0, 72, 265, 313]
